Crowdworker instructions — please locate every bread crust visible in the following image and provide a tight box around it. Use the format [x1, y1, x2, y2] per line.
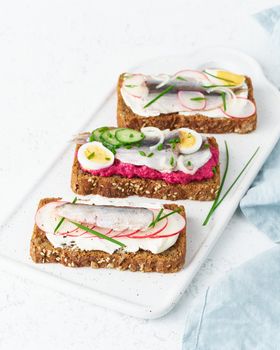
[117, 74, 257, 134]
[71, 137, 220, 201]
[30, 198, 186, 273]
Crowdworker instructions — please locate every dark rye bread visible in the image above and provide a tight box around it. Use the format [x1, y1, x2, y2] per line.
[30, 198, 186, 273]
[71, 137, 220, 201]
[117, 74, 257, 134]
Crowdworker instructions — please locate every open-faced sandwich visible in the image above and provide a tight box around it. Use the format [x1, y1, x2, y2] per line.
[30, 198, 186, 273]
[71, 126, 220, 201]
[117, 69, 257, 134]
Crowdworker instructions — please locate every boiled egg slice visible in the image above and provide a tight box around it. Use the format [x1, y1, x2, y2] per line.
[178, 128, 202, 155]
[78, 141, 114, 171]
[204, 69, 245, 87]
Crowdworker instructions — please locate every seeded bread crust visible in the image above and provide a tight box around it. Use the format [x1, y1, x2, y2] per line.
[71, 137, 220, 201]
[117, 74, 257, 134]
[30, 198, 186, 273]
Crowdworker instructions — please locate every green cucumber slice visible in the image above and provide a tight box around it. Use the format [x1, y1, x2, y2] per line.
[100, 128, 123, 146]
[89, 127, 110, 142]
[115, 128, 144, 144]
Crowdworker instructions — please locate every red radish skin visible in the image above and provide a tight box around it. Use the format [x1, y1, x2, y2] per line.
[220, 97, 256, 119]
[174, 69, 210, 83]
[129, 217, 168, 238]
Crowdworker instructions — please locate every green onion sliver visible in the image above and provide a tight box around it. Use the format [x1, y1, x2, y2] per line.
[144, 85, 174, 108]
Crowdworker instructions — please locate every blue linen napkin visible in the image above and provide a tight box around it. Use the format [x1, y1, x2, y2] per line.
[182, 246, 280, 350]
[182, 7, 280, 349]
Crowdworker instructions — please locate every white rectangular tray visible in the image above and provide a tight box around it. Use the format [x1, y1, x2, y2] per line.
[0, 48, 279, 319]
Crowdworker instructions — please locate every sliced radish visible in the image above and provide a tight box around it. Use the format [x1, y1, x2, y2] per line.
[220, 97, 256, 119]
[35, 201, 78, 235]
[112, 229, 140, 238]
[178, 91, 206, 111]
[81, 225, 113, 239]
[151, 211, 185, 238]
[129, 217, 168, 238]
[173, 69, 209, 84]
[122, 74, 148, 99]
[204, 95, 223, 110]
[64, 228, 85, 237]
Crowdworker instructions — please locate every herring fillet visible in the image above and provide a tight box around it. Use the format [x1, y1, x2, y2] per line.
[55, 204, 154, 231]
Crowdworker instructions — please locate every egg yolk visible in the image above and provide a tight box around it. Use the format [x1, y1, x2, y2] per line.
[84, 146, 111, 164]
[180, 131, 196, 148]
[216, 70, 245, 86]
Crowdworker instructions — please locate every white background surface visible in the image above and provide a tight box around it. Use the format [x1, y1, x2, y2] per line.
[0, 1, 279, 349]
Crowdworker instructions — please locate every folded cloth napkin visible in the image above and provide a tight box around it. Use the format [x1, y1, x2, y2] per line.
[182, 246, 280, 350]
[240, 139, 280, 242]
[183, 7, 280, 350]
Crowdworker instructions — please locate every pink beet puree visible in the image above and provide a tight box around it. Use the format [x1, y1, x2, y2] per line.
[80, 146, 219, 185]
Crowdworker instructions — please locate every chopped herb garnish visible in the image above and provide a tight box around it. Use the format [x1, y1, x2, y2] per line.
[170, 156, 175, 166]
[147, 152, 154, 158]
[125, 84, 137, 88]
[144, 85, 174, 108]
[87, 151, 95, 160]
[202, 84, 235, 89]
[70, 221, 126, 247]
[54, 197, 77, 233]
[203, 70, 235, 84]
[221, 92, 227, 111]
[105, 157, 111, 161]
[203, 143, 260, 226]
[190, 97, 207, 101]
[204, 143, 210, 149]
[176, 76, 187, 81]
[157, 143, 163, 151]
[186, 161, 192, 167]
[139, 150, 146, 156]
[168, 137, 180, 150]
[149, 208, 181, 228]
[125, 145, 132, 149]
[212, 166, 217, 174]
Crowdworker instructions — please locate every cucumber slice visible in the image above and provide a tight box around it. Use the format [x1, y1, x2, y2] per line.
[115, 128, 144, 144]
[89, 127, 110, 142]
[100, 128, 124, 146]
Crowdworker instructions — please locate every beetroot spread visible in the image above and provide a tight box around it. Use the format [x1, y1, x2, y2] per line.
[80, 146, 219, 185]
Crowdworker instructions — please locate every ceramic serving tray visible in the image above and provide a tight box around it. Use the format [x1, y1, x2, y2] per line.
[0, 48, 279, 319]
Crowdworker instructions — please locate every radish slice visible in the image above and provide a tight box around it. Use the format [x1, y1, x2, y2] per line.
[64, 228, 85, 237]
[112, 229, 140, 238]
[122, 74, 148, 99]
[204, 95, 223, 110]
[35, 201, 78, 235]
[178, 91, 206, 111]
[173, 69, 209, 84]
[129, 217, 168, 238]
[151, 210, 185, 238]
[221, 97, 256, 119]
[81, 225, 113, 239]
[150, 74, 172, 89]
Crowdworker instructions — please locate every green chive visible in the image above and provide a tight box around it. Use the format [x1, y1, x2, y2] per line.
[170, 156, 175, 166]
[149, 208, 164, 228]
[54, 197, 77, 233]
[203, 141, 229, 226]
[144, 85, 174, 108]
[105, 157, 111, 161]
[87, 151, 95, 160]
[139, 150, 146, 156]
[190, 97, 207, 101]
[204, 143, 210, 149]
[125, 145, 132, 149]
[202, 84, 235, 89]
[203, 70, 235, 83]
[125, 84, 137, 88]
[147, 152, 154, 158]
[157, 144, 163, 151]
[70, 221, 126, 248]
[221, 92, 227, 111]
[149, 208, 181, 228]
[176, 76, 187, 81]
[212, 166, 217, 174]
[187, 161, 192, 167]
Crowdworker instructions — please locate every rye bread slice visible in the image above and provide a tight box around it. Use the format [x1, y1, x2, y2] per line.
[71, 137, 220, 201]
[117, 74, 257, 134]
[30, 198, 186, 273]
